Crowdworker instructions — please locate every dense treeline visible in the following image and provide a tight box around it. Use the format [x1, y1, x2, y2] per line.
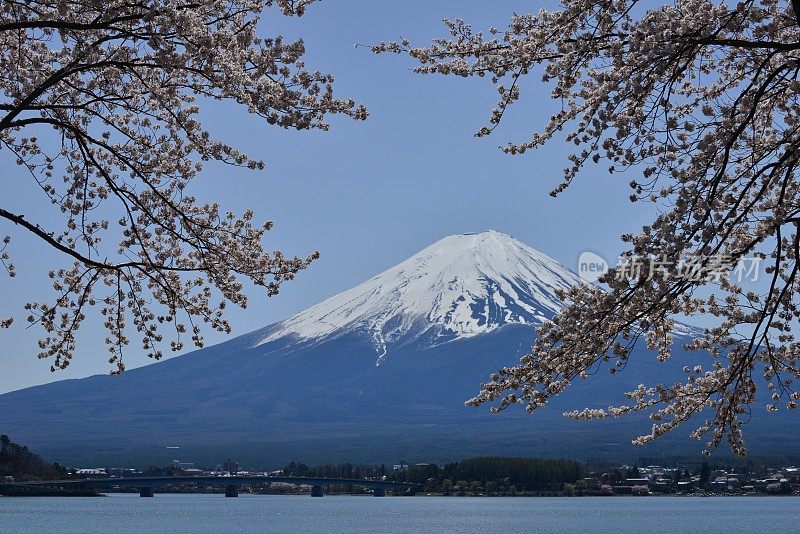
[440, 457, 585, 491]
[0, 435, 67, 481]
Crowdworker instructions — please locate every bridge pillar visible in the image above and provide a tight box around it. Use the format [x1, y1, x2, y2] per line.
[373, 488, 385, 497]
[310, 485, 324, 497]
[139, 487, 154, 497]
[225, 485, 239, 498]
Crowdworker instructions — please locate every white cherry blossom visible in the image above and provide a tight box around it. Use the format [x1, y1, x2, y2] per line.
[0, 0, 365, 373]
[377, 0, 800, 456]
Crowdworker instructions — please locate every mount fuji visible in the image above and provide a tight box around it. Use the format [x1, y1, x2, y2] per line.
[0, 231, 794, 465]
[255, 230, 581, 363]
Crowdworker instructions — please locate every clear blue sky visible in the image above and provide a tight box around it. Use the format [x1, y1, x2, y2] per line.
[0, 1, 654, 393]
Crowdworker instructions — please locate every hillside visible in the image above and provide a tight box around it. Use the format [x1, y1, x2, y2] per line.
[0, 435, 67, 481]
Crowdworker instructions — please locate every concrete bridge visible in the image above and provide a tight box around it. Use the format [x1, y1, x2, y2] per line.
[0, 475, 418, 498]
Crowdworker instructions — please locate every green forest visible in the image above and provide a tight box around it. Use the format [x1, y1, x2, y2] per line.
[440, 457, 585, 490]
[0, 435, 67, 481]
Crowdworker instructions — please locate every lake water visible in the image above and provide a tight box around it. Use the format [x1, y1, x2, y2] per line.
[1, 494, 797, 533]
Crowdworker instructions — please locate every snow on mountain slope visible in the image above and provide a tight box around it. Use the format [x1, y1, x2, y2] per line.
[257, 230, 582, 362]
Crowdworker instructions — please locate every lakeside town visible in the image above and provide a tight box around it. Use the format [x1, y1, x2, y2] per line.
[29, 461, 800, 497]
[3, 435, 799, 498]
[77, 461, 800, 497]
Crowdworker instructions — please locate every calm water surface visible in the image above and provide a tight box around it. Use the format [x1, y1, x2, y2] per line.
[1, 494, 797, 533]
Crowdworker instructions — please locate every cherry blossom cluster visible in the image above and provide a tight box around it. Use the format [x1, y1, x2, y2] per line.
[0, 0, 365, 372]
[378, 0, 800, 455]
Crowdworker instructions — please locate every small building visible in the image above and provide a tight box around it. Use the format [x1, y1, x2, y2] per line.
[754, 478, 780, 492]
[75, 468, 106, 476]
[650, 479, 674, 493]
[710, 478, 729, 491]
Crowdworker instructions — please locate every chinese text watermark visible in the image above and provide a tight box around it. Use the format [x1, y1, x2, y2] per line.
[578, 252, 762, 284]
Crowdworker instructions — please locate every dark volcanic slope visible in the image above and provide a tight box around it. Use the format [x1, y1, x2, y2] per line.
[2, 324, 795, 466]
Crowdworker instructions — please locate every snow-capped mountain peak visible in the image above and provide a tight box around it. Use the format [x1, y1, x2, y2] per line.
[257, 230, 582, 362]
